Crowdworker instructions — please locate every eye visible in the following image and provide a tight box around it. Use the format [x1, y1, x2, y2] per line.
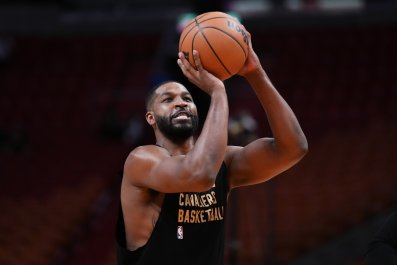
[162, 97, 172, 103]
[184, 97, 193, 102]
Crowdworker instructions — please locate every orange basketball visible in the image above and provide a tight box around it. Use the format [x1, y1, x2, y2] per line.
[179, 11, 249, 81]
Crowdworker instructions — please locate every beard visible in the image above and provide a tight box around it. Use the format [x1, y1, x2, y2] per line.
[155, 113, 199, 142]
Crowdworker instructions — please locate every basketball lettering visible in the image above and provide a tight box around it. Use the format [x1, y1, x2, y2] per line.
[227, 20, 249, 46]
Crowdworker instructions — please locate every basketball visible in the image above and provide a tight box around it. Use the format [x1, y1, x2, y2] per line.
[179, 11, 249, 81]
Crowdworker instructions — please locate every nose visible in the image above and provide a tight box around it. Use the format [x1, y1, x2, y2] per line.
[175, 97, 188, 108]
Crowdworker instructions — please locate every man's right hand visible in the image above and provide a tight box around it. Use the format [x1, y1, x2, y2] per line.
[177, 50, 225, 95]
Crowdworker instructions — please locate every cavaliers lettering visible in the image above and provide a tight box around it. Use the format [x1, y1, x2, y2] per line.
[178, 189, 224, 224]
[179, 191, 217, 207]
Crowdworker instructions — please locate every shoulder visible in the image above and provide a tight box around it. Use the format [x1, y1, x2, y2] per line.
[224, 145, 243, 168]
[123, 145, 169, 180]
[125, 145, 169, 165]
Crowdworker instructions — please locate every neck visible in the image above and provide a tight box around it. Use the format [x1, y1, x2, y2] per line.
[156, 137, 195, 156]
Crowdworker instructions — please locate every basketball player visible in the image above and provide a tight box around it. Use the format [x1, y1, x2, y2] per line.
[116, 32, 308, 265]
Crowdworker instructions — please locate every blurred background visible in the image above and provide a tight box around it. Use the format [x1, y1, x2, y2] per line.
[1, 0, 397, 264]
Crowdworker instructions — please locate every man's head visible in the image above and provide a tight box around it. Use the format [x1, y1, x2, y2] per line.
[145, 81, 199, 142]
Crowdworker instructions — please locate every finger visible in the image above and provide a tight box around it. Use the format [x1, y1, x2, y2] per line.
[177, 58, 190, 77]
[177, 58, 198, 83]
[179, 52, 197, 73]
[179, 52, 187, 62]
[192, 50, 203, 71]
[178, 52, 189, 66]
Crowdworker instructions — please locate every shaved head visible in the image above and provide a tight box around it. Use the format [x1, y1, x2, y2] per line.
[145, 81, 185, 111]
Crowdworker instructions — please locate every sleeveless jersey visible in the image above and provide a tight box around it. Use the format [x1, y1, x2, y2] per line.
[116, 163, 229, 265]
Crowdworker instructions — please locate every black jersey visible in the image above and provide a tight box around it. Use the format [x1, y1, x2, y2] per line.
[116, 163, 229, 265]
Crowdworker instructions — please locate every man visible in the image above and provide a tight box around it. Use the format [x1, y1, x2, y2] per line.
[116, 32, 308, 265]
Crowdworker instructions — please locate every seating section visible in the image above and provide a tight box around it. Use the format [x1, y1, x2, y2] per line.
[272, 123, 397, 264]
[0, 177, 105, 265]
[0, 34, 161, 265]
[222, 25, 397, 264]
[1, 24, 396, 265]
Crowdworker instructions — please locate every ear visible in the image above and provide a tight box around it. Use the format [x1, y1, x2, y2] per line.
[146, 111, 156, 126]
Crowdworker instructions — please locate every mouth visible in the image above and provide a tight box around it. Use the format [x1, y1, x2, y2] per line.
[171, 110, 192, 121]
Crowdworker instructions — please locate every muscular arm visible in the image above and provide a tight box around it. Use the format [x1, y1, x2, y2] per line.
[226, 37, 308, 188]
[124, 51, 228, 193]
